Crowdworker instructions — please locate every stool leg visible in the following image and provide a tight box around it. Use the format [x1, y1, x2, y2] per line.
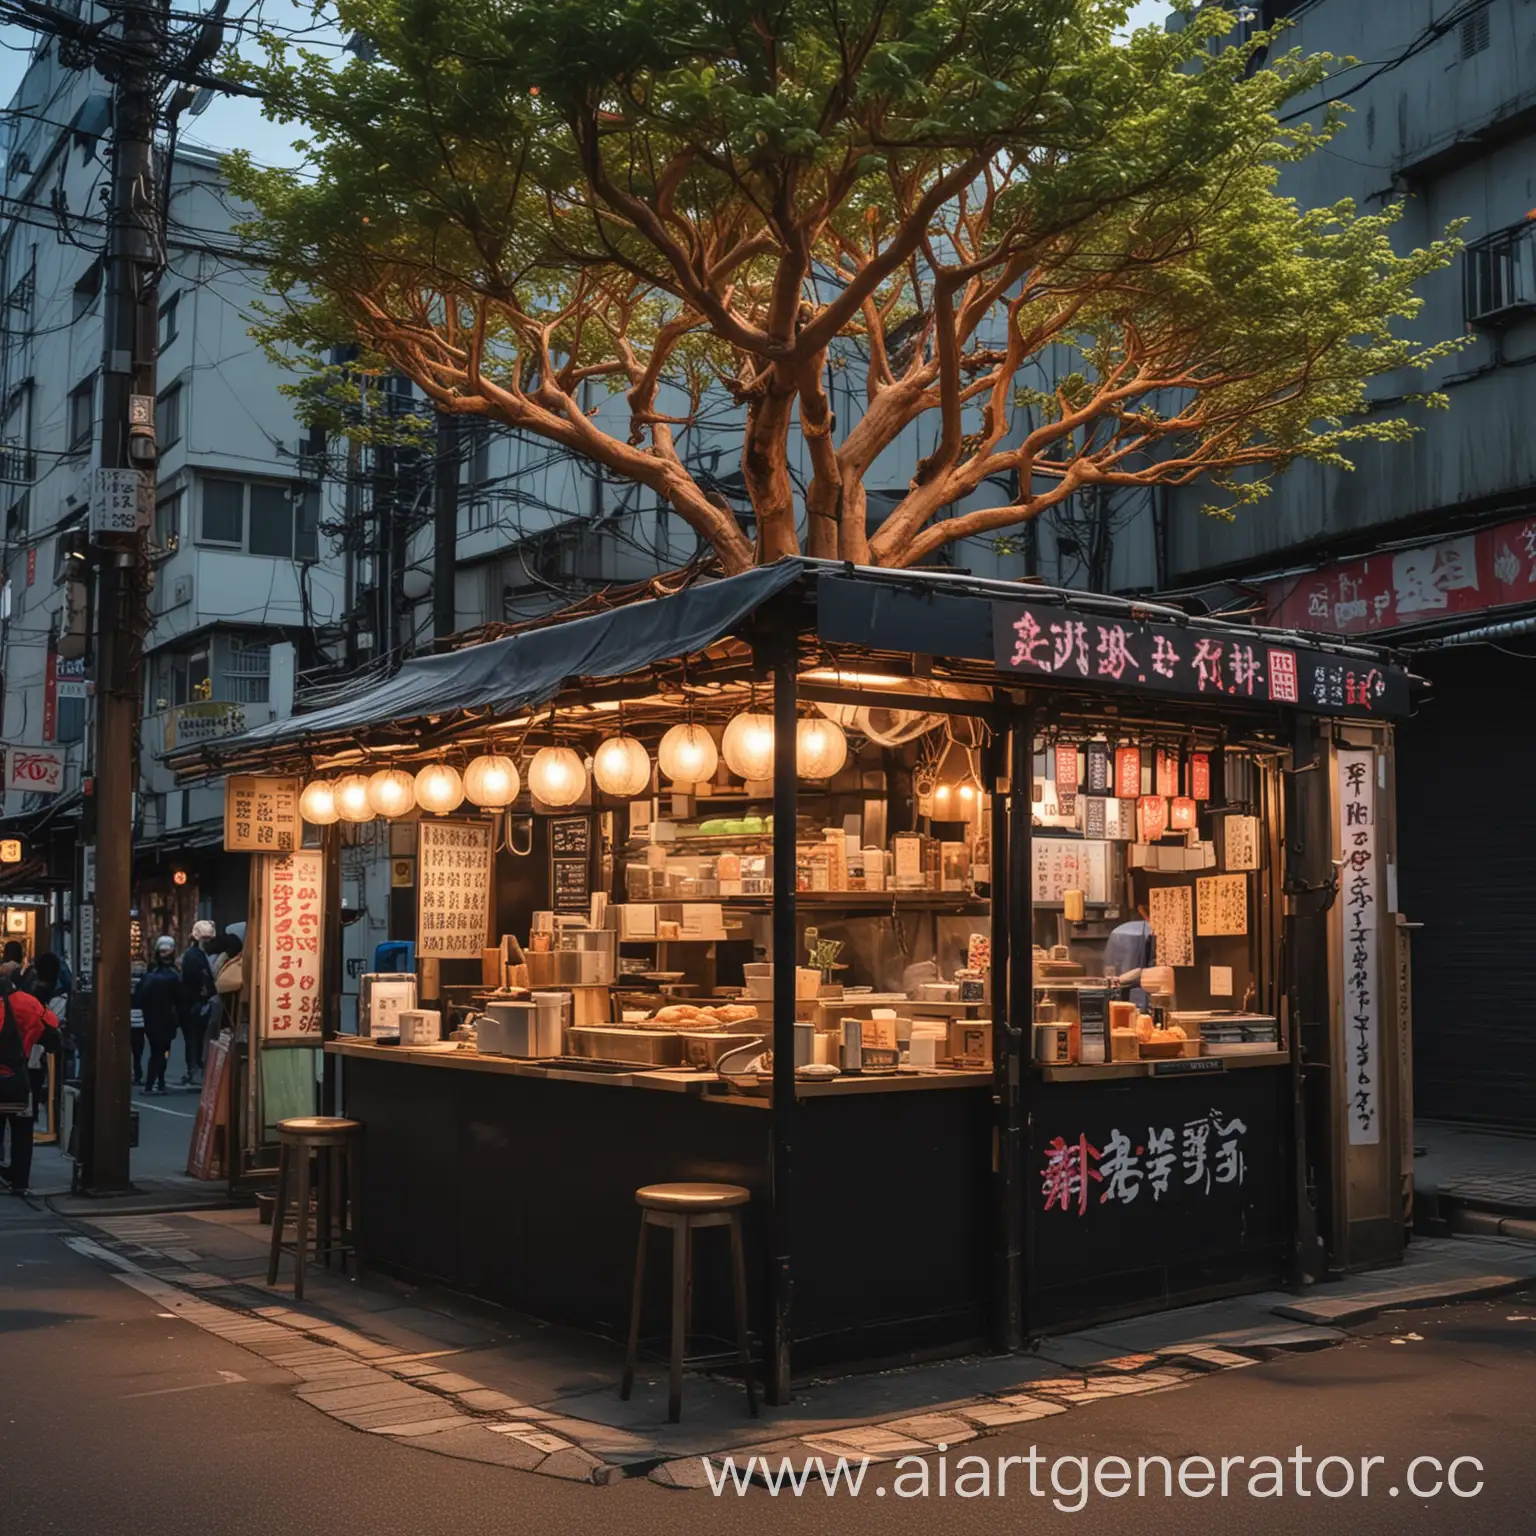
[316, 1146, 333, 1270]
[267, 1142, 290, 1286]
[620, 1214, 648, 1401]
[729, 1213, 757, 1417]
[668, 1218, 689, 1423]
[292, 1141, 313, 1301]
[346, 1138, 364, 1282]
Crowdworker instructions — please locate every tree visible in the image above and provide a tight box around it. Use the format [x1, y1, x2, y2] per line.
[229, 0, 1460, 574]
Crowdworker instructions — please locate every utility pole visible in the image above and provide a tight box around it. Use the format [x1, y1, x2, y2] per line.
[78, 0, 166, 1192]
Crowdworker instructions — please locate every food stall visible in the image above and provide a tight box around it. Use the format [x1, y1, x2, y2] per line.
[172, 560, 1413, 1400]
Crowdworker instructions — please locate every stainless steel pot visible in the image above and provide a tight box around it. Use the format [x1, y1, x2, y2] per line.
[567, 1025, 686, 1066]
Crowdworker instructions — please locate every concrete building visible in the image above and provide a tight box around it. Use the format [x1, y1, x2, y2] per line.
[0, 37, 345, 957]
[1099, 1, 1536, 1130]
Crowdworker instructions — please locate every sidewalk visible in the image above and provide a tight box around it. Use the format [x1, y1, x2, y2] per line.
[53, 1196, 1536, 1489]
[1413, 1117, 1536, 1233]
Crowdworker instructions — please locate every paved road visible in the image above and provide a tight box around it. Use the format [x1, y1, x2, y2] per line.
[6, 1189, 1535, 1536]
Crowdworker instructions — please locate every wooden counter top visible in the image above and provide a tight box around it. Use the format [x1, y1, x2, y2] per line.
[324, 1037, 991, 1101]
[1038, 1050, 1290, 1082]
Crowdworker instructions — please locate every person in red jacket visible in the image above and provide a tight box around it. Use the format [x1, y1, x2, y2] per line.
[0, 962, 61, 1195]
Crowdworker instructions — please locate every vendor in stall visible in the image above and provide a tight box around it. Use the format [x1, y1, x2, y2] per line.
[1103, 872, 1156, 1007]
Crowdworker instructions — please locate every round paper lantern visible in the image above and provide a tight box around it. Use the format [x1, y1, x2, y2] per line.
[299, 779, 339, 826]
[721, 711, 775, 781]
[335, 773, 376, 823]
[796, 717, 848, 779]
[414, 762, 465, 816]
[463, 754, 520, 809]
[592, 735, 651, 798]
[527, 745, 587, 807]
[657, 722, 718, 785]
[366, 767, 416, 817]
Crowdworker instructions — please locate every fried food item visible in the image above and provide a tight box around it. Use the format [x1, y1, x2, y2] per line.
[1135, 1014, 1155, 1044]
[711, 1003, 759, 1024]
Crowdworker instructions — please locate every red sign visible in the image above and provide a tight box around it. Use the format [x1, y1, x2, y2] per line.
[1054, 743, 1079, 794]
[1114, 747, 1141, 799]
[5, 748, 64, 794]
[1138, 794, 1169, 840]
[25, 546, 36, 586]
[1155, 748, 1178, 799]
[42, 645, 57, 743]
[1264, 515, 1536, 636]
[1190, 752, 1211, 801]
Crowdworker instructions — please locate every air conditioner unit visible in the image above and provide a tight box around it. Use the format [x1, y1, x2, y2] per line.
[170, 574, 193, 608]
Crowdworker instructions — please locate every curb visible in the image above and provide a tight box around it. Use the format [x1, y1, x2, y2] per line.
[1273, 1271, 1536, 1327]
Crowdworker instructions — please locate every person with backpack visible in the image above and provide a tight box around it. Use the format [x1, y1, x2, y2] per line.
[133, 937, 182, 1094]
[179, 921, 217, 1085]
[0, 961, 61, 1195]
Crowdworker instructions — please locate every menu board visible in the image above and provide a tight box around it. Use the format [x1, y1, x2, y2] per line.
[552, 858, 591, 912]
[1196, 874, 1248, 936]
[550, 817, 591, 857]
[1147, 884, 1195, 967]
[258, 850, 324, 1044]
[1224, 815, 1261, 871]
[224, 775, 302, 853]
[1339, 748, 1381, 1146]
[417, 820, 494, 957]
[1032, 836, 1109, 905]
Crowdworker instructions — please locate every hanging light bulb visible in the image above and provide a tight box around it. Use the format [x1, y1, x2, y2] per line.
[463, 754, 520, 809]
[721, 711, 776, 781]
[414, 762, 465, 816]
[299, 779, 340, 826]
[657, 723, 718, 785]
[796, 717, 848, 779]
[592, 735, 651, 798]
[366, 767, 416, 818]
[527, 745, 587, 807]
[335, 773, 376, 823]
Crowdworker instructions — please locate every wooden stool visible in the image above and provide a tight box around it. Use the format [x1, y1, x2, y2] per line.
[266, 1116, 363, 1301]
[620, 1182, 756, 1423]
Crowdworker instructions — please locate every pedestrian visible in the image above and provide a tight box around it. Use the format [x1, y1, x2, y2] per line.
[28, 953, 67, 1129]
[129, 960, 146, 1084]
[133, 937, 181, 1094]
[0, 961, 60, 1196]
[207, 930, 244, 1040]
[179, 920, 217, 1085]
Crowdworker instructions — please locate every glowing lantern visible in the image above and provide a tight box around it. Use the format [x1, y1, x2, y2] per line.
[414, 762, 465, 815]
[299, 779, 340, 826]
[463, 754, 520, 809]
[335, 773, 376, 823]
[527, 746, 587, 807]
[795, 718, 848, 779]
[592, 735, 651, 798]
[366, 768, 416, 817]
[721, 711, 776, 781]
[657, 723, 718, 785]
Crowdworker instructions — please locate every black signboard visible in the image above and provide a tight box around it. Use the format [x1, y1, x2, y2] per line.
[550, 816, 591, 858]
[1028, 1070, 1286, 1325]
[994, 601, 1409, 718]
[552, 857, 590, 912]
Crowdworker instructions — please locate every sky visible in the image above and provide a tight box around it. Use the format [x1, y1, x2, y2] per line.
[2, 1, 1174, 171]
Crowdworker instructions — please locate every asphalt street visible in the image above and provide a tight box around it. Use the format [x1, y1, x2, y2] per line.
[5, 1186, 1535, 1536]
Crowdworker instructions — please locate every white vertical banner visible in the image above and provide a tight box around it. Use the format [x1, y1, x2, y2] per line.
[258, 849, 325, 1044]
[1338, 749, 1380, 1146]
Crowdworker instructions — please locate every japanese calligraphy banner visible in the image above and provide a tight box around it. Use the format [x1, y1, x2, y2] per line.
[224, 775, 302, 854]
[258, 850, 325, 1045]
[1263, 514, 1536, 637]
[1338, 749, 1381, 1147]
[417, 819, 494, 958]
[993, 601, 1410, 717]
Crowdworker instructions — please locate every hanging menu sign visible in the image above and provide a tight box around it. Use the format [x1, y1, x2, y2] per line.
[1084, 741, 1111, 796]
[1054, 744, 1079, 794]
[1190, 752, 1211, 801]
[1147, 884, 1195, 967]
[994, 603, 1410, 717]
[224, 775, 302, 853]
[417, 820, 494, 958]
[1339, 749, 1381, 1146]
[1155, 749, 1178, 799]
[1223, 815, 1261, 872]
[1114, 746, 1142, 799]
[549, 816, 591, 858]
[1196, 874, 1248, 936]
[258, 850, 324, 1044]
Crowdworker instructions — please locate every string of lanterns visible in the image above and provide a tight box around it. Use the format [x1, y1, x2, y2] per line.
[297, 712, 851, 825]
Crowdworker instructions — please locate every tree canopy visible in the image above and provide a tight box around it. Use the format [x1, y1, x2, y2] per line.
[228, 0, 1461, 573]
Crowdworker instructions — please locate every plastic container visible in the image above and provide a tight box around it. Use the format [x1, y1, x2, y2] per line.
[532, 992, 566, 1056]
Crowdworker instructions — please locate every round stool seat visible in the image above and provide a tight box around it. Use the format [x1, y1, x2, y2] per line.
[276, 1116, 361, 1144]
[636, 1182, 750, 1213]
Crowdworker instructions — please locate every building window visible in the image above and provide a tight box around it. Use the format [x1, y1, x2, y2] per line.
[157, 291, 179, 349]
[199, 476, 315, 558]
[71, 258, 101, 320]
[57, 692, 85, 743]
[466, 417, 492, 486]
[222, 639, 270, 704]
[1460, 7, 1491, 60]
[154, 488, 182, 548]
[68, 373, 95, 451]
[155, 383, 181, 449]
[1464, 223, 1536, 326]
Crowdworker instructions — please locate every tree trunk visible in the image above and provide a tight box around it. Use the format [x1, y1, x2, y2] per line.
[743, 381, 800, 562]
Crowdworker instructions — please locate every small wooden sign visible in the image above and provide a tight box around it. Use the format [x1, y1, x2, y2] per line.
[224, 775, 302, 853]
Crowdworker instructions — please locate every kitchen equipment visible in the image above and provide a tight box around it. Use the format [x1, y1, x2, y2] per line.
[794, 1021, 815, 1067]
[396, 1009, 441, 1047]
[1033, 1022, 1075, 1064]
[678, 1030, 763, 1068]
[477, 1000, 540, 1057]
[567, 1025, 686, 1067]
[840, 1017, 863, 1072]
[531, 992, 566, 1056]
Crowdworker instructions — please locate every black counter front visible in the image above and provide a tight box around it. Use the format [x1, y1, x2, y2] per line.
[1028, 1065, 1291, 1328]
[336, 1044, 994, 1375]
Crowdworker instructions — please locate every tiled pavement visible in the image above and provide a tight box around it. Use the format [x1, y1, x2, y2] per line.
[60, 1206, 1536, 1489]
